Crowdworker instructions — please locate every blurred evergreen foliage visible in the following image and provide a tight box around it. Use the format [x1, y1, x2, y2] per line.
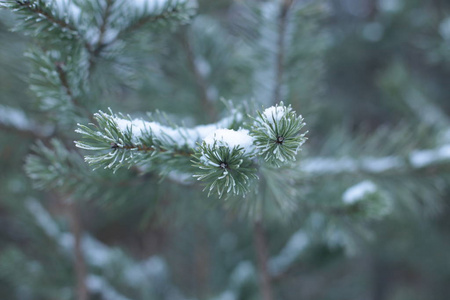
[1, 0, 450, 300]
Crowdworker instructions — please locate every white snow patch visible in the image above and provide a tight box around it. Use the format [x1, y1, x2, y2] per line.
[129, 0, 173, 11]
[0, 105, 33, 131]
[440, 17, 450, 40]
[195, 56, 211, 78]
[204, 129, 254, 153]
[263, 105, 288, 124]
[86, 275, 132, 300]
[300, 157, 358, 174]
[142, 256, 168, 278]
[361, 156, 403, 173]
[59, 232, 74, 251]
[25, 199, 60, 239]
[82, 235, 115, 267]
[362, 22, 384, 42]
[379, 0, 403, 13]
[269, 230, 309, 276]
[230, 261, 255, 287]
[167, 171, 194, 185]
[207, 86, 219, 102]
[113, 113, 240, 148]
[441, 128, 450, 143]
[409, 144, 450, 168]
[51, 0, 82, 21]
[212, 291, 236, 300]
[342, 180, 377, 204]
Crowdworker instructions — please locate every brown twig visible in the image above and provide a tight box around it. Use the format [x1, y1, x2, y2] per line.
[179, 27, 217, 122]
[66, 201, 89, 300]
[112, 143, 193, 157]
[54, 62, 95, 123]
[87, 0, 114, 73]
[253, 219, 274, 300]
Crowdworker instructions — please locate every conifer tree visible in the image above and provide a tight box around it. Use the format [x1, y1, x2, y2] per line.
[2, 0, 450, 300]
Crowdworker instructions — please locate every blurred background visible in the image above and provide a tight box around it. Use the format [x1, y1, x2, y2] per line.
[1, 0, 450, 299]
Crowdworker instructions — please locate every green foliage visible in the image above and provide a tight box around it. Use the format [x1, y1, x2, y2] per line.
[3, 0, 450, 299]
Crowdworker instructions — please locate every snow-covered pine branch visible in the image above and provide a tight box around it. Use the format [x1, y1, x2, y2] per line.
[75, 108, 243, 172]
[76, 103, 307, 199]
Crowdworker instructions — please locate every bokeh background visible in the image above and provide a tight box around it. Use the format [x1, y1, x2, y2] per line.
[1, 0, 450, 299]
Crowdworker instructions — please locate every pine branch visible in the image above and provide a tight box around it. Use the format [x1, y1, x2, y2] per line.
[76, 103, 307, 199]
[26, 48, 91, 124]
[75, 108, 242, 172]
[54, 62, 93, 122]
[273, 0, 293, 105]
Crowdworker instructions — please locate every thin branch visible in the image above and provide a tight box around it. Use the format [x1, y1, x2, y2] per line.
[253, 220, 274, 300]
[17, 1, 78, 33]
[273, 0, 293, 105]
[179, 27, 217, 122]
[54, 62, 94, 122]
[94, 0, 114, 56]
[99, 6, 183, 51]
[111, 143, 193, 157]
[88, 0, 114, 73]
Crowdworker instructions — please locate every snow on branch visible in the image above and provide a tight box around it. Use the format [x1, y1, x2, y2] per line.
[251, 102, 307, 167]
[268, 229, 308, 277]
[0, 105, 52, 138]
[342, 180, 377, 205]
[75, 108, 242, 171]
[193, 128, 258, 198]
[301, 144, 450, 175]
[409, 145, 450, 168]
[77, 103, 307, 199]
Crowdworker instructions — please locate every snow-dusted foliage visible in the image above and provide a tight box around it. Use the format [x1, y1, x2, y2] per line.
[203, 129, 255, 154]
[194, 129, 258, 198]
[77, 103, 307, 199]
[251, 102, 307, 167]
